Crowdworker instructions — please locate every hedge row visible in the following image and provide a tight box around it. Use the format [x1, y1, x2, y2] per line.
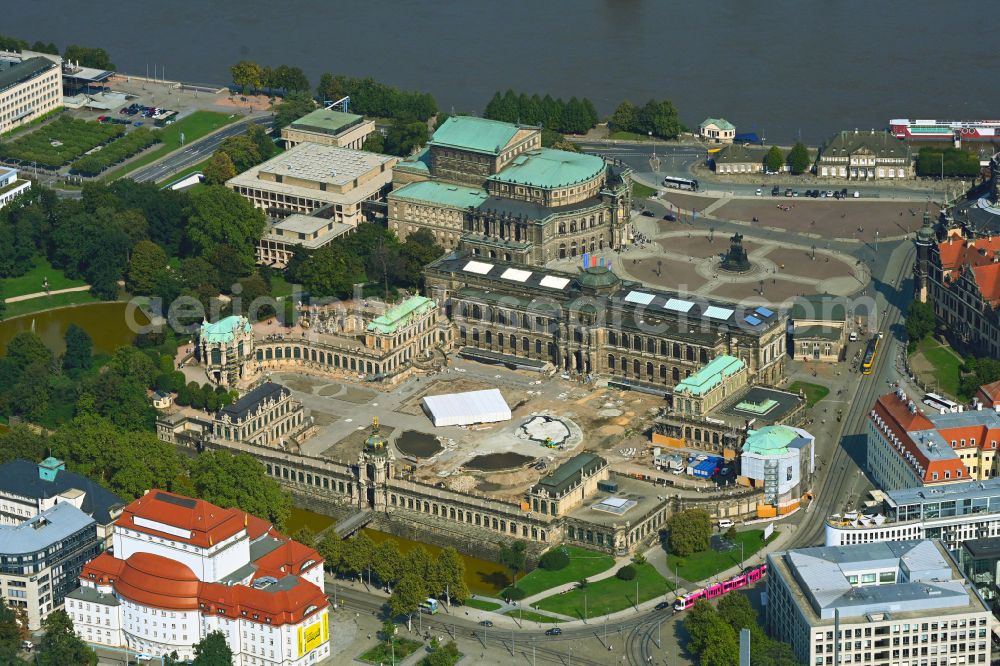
[70, 128, 162, 176]
[0, 117, 123, 168]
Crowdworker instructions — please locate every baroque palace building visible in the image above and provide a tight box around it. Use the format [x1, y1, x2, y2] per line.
[389, 116, 632, 266]
[423, 255, 787, 386]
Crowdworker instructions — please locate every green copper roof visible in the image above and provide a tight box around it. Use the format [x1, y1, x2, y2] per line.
[701, 117, 735, 131]
[488, 149, 605, 189]
[429, 116, 520, 155]
[674, 355, 744, 396]
[290, 109, 364, 135]
[396, 147, 431, 174]
[367, 296, 435, 334]
[742, 425, 800, 456]
[576, 266, 620, 289]
[391, 180, 488, 210]
[200, 316, 252, 344]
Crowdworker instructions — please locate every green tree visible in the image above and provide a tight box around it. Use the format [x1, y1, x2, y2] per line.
[63, 44, 114, 70]
[638, 99, 681, 139]
[717, 592, 758, 633]
[294, 244, 365, 298]
[498, 540, 527, 587]
[434, 547, 469, 603]
[10, 362, 50, 421]
[318, 532, 344, 573]
[190, 450, 292, 527]
[203, 150, 237, 185]
[126, 239, 168, 296]
[361, 131, 385, 153]
[35, 609, 97, 666]
[215, 135, 262, 173]
[424, 639, 461, 666]
[0, 424, 49, 464]
[6, 331, 52, 371]
[788, 141, 812, 175]
[230, 60, 263, 94]
[62, 324, 93, 375]
[0, 597, 27, 665]
[186, 186, 266, 275]
[192, 630, 233, 666]
[273, 91, 316, 131]
[290, 526, 316, 546]
[764, 146, 785, 173]
[400, 228, 444, 287]
[389, 573, 428, 619]
[0, 282, 5, 321]
[372, 539, 403, 588]
[610, 100, 638, 133]
[905, 300, 936, 343]
[384, 119, 429, 157]
[106, 346, 159, 387]
[666, 508, 711, 556]
[616, 564, 637, 581]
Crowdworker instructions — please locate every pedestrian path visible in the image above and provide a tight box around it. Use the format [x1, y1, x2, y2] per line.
[3, 285, 90, 303]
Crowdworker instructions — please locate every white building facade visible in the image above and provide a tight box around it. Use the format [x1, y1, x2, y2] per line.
[67, 490, 330, 665]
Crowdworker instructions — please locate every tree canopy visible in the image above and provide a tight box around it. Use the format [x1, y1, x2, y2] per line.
[608, 99, 682, 139]
[788, 142, 812, 175]
[64, 44, 114, 70]
[764, 146, 785, 173]
[317, 74, 437, 121]
[189, 450, 292, 528]
[192, 631, 233, 666]
[35, 610, 97, 666]
[666, 508, 711, 556]
[185, 185, 266, 275]
[484, 89, 599, 135]
[904, 300, 936, 344]
[499, 540, 527, 587]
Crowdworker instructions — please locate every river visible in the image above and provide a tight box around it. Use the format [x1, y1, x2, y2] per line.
[285, 507, 508, 596]
[5, 1, 995, 142]
[0, 301, 149, 355]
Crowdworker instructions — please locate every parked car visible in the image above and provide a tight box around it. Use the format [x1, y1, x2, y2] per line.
[792, 190, 799, 197]
[784, 188, 792, 197]
[718, 518, 735, 529]
[853, 190, 861, 198]
[849, 331, 859, 342]
[771, 186, 780, 196]
[640, 210, 655, 217]
[840, 188, 849, 197]
[755, 188, 762, 196]
[480, 620, 494, 627]
[826, 190, 834, 197]
[662, 213, 676, 221]
[545, 628, 563, 636]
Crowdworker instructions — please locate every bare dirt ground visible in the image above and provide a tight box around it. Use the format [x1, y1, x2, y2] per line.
[627, 258, 709, 292]
[712, 199, 940, 239]
[765, 247, 856, 280]
[319, 425, 397, 461]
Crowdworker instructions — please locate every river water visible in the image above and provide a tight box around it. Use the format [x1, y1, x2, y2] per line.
[5, 1, 995, 142]
[0, 302, 148, 355]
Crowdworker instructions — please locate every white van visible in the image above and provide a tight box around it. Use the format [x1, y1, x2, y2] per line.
[849, 332, 858, 342]
[718, 519, 735, 530]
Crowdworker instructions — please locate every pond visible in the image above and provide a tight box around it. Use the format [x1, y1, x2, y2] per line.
[284, 507, 507, 595]
[394, 430, 442, 458]
[463, 452, 535, 472]
[0, 302, 150, 355]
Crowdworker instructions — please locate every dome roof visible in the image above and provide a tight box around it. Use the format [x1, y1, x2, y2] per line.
[115, 552, 201, 610]
[575, 266, 620, 290]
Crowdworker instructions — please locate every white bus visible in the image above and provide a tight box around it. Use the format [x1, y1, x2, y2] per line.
[662, 176, 699, 191]
[923, 392, 961, 413]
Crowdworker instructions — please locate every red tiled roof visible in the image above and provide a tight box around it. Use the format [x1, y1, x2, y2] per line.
[971, 263, 1000, 305]
[116, 552, 202, 610]
[979, 380, 1000, 407]
[871, 393, 966, 483]
[938, 237, 1000, 273]
[253, 539, 322, 579]
[199, 577, 327, 626]
[117, 490, 247, 549]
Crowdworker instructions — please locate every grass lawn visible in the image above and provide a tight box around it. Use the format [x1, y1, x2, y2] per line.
[503, 609, 562, 624]
[632, 181, 657, 198]
[504, 546, 614, 598]
[1, 257, 87, 298]
[103, 111, 238, 181]
[787, 381, 830, 408]
[463, 598, 501, 612]
[269, 274, 295, 298]
[533, 563, 670, 619]
[2, 291, 97, 320]
[666, 529, 774, 583]
[359, 638, 422, 665]
[608, 130, 650, 141]
[914, 337, 964, 398]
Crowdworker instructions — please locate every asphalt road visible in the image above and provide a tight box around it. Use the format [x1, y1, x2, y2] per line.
[128, 115, 272, 184]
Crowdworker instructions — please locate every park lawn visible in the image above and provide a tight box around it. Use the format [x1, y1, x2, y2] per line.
[632, 181, 657, 199]
[359, 637, 422, 665]
[666, 529, 773, 583]
[463, 598, 501, 612]
[915, 337, 963, 398]
[502, 609, 562, 624]
[1, 257, 87, 298]
[533, 564, 670, 619]
[787, 381, 830, 408]
[505, 546, 614, 598]
[269, 274, 295, 298]
[103, 111, 238, 181]
[607, 130, 649, 141]
[2, 291, 97, 320]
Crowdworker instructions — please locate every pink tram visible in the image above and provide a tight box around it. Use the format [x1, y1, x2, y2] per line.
[672, 563, 767, 613]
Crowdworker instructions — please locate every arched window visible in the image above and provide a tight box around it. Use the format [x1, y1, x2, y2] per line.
[686, 345, 694, 361]
[621, 334, 629, 348]
[672, 343, 681, 358]
[659, 364, 667, 379]
[607, 354, 615, 370]
[535, 339, 542, 354]
[646, 362, 653, 377]
[700, 348, 709, 364]
[633, 336, 642, 352]
[522, 336, 529, 352]
[633, 360, 640, 375]
[472, 304, 481, 319]
[647, 339, 655, 354]
[672, 367, 680, 381]
[485, 331, 492, 345]
[498, 333, 505, 348]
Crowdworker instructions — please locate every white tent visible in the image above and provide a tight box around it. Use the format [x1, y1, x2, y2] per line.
[421, 388, 511, 427]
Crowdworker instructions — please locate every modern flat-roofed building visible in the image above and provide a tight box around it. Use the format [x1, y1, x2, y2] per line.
[257, 213, 355, 267]
[867, 388, 1000, 491]
[389, 116, 632, 265]
[227, 141, 398, 225]
[68, 490, 330, 665]
[958, 536, 1000, 606]
[0, 502, 101, 630]
[825, 476, 1000, 551]
[0, 457, 124, 548]
[0, 56, 61, 134]
[280, 108, 375, 150]
[0, 166, 31, 210]
[766, 540, 993, 666]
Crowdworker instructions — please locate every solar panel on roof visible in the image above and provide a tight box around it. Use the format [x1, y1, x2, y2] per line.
[463, 261, 493, 275]
[704, 305, 734, 321]
[624, 291, 655, 305]
[745, 315, 762, 326]
[755, 307, 775, 318]
[500, 268, 531, 283]
[539, 275, 570, 290]
[663, 298, 694, 313]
